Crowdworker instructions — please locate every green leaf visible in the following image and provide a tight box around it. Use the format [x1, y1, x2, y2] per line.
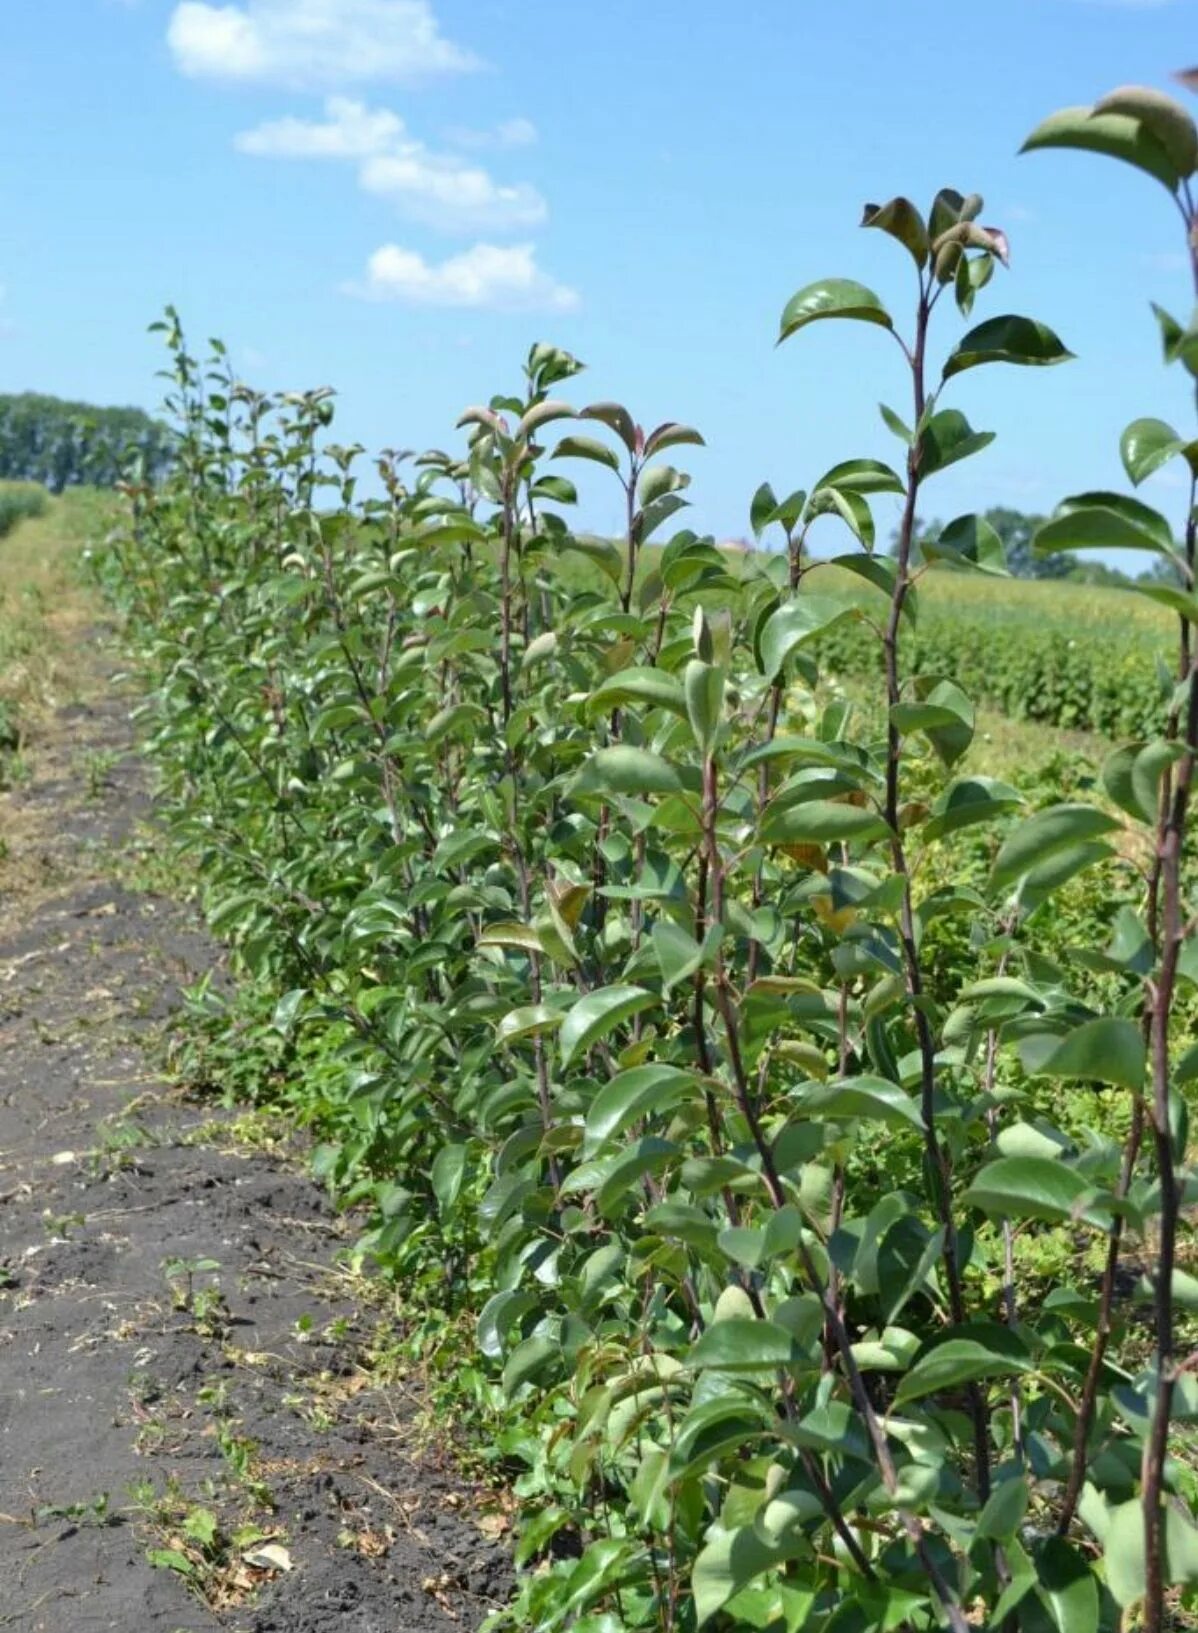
[147, 1547, 196, 1577]
[688, 1317, 813, 1371]
[586, 665, 688, 719]
[583, 1064, 700, 1155]
[760, 799, 890, 845]
[1019, 1017, 1146, 1090]
[750, 481, 780, 538]
[1102, 739, 1183, 825]
[1152, 302, 1198, 375]
[685, 659, 724, 755]
[800, 1075, 924, 1130]
[561, 534, 624, 584]
[976, 1475, 1030, 1541]
[652, 919, 721, 994]
[894, 1332, 1031, 1405]
[644, 421, 706, 458]
[560, 984, 659, 1067]
[478, 921, 546, 955]
[692, 1525, 797, 1628]
[943, 314, 1073, 379]
[891, 679, 974, 767]
[758, 595, 859, 681]
[1034, 492, 1177, 560]
[812, 457, 905, 496]
[572, 745, 685, 799]
[496, 1004, 564, 1045]
[1021, 105, 1181, 193]
[518, 399, 575, 439]
[964, 1156, 1094, 1223]
[1135, 583, 1198, 624]
[924, 776, 1022, 840]
[553, 433, 621, 472]
[431, 1143, 467, 1213]
[919, 409, 996, 477]
[990, 804, 1119, 890]
[880, 402, 913, 443]
[1094, 84, 1198, 176]
[1018, 842, 1116, 916]
[1037, 1537, 1099, 1633]
[861, 196, 929, 267]
[923, 513, 1007, 574]
[1121, 417, 1188, 485]
[580, 400, 636, 451]
[779, 278, 893, 343]
[807, 484, 875, 550]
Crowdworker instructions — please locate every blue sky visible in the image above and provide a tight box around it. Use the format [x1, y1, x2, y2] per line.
[4, 0, 1198, 552]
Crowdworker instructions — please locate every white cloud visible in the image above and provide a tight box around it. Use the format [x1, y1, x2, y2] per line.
[236, 96, 403, 158]
[236, 97, 547, 232]
[167, 0, 476, 88]
[446, 116, 538, 150]
[360, 151, 546, 231]
[347, 242, 579, 311]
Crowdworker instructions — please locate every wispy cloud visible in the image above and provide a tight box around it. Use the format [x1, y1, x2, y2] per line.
[346, 241, 579, 311]
[167, 0, 476, 89]
[444, 117, 538, 151]
[236, 97, 404, 158]
[236, 97, 547, 232]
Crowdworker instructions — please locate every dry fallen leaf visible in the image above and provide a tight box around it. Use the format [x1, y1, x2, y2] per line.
[243, 1542, 294, 1573]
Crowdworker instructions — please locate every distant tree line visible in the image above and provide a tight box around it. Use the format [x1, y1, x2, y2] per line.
[898, 506, 1172, 586]
[0, 393, 173, 492]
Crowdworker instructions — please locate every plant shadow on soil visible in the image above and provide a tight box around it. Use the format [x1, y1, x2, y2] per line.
[0, 642, 511, 1632]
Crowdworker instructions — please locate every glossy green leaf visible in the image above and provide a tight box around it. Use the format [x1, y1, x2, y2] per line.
[560, 984, 658, 1067]
[688, 1317, 813, 1371]
[923, 513, 1007, 574]
[812, 457, 905, 496]
[1034, 492, 1177, 560]
[1121, 417, 1188, 485]
[758, 594, 860, 681]
[943, 314, 1073, 379]
[496, 1004, 564, 1045]
[800, 1074, 924, 1130]
[919, 409, 996, 477]
[779, 279, 893, 343]
[924, 776, 1022, 840]
[583, 1064, 701, 1155]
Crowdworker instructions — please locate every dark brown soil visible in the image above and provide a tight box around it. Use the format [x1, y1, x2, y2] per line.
[0, 650, 511, 1631]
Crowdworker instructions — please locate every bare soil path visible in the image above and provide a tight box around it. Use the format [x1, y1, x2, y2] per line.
[0, 639, 509, 1631]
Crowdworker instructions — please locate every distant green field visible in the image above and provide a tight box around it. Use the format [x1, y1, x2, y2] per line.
[807, 558, 1170, 739]
[549, 539, 1171, 740]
